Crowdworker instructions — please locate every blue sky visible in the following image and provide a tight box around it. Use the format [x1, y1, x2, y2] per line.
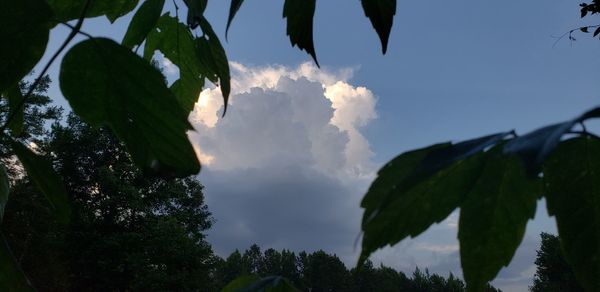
[36, 0, 600, 291]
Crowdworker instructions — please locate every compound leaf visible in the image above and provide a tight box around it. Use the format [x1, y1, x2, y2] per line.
[359, 133, 511, 264]
[60, 38, 200, 177]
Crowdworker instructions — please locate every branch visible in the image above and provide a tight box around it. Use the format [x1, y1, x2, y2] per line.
[553, 23, 600, 47]
[0, 0, 92, 134]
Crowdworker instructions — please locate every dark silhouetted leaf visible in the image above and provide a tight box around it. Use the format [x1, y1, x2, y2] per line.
[226, 0, 246, 39]
[361, 0, 396, 54]
[0, 165, 8, 222]
[47, 0, 139, 23]
[0, 0, 51, 92]
[459, 148, 539, 291]
[144, 14, 205, 113]
[197, 17, 231, 115]
[222, 275, 299, 292]
[60, 38, 200, 177]
[122, 0, 165, 49]
[504, 106, 600, 175]
[182, 0, 207, 29]
[544, 137, 600, 291]
[283, 0, 319, 67]
[581, 27, 589, 33]
[4, 85, 25, 136]
[0, 233, 34, 291]
[359, 132, 512, 264]
[12, 141, 70, 223]
[594, 27, 600, 37]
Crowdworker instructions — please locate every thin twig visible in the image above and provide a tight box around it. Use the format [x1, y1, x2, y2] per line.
[59, 22, 94, 39]
[553, 24, 600, 47]
[0, 0, 92, 134]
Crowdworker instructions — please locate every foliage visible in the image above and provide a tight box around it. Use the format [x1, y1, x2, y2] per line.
[1, 0, 600, 290]
[2, 114, 216, 290]
[530, 233, 584, 292]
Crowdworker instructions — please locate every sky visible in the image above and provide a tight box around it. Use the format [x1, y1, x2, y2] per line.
[34, 0, 600, 291]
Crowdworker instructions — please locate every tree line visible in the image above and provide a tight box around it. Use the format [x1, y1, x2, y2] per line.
[0, 78, 505, 291]
[0, 78, 580, 291]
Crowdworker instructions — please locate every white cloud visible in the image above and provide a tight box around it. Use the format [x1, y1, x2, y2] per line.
[186, 62, 376, 265]
[190, 62, 376, 180]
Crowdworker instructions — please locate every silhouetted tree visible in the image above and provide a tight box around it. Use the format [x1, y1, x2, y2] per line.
[530, 232, 584, 292]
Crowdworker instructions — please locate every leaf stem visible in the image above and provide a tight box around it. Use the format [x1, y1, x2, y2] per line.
[0, 0, 92, 134]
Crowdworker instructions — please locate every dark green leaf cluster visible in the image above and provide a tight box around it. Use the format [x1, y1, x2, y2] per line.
[360, 108, 600, 291]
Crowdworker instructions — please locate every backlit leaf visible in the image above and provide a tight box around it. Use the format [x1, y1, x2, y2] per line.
[283, 0, 319, 67]
[361, 0, 396, 54]
[226, 0, 246, 39]
[47, 0, 139, 23]
[197, 17, 231, 115]
[459, 148, 539, 291]
[60, 38, 200, 177]
[544, 137, 600, 291]
[144, 14, 205, 113]
[12, 141, 70, 223]
[0, 0, 51, 92]
[122, 0, 165, 49]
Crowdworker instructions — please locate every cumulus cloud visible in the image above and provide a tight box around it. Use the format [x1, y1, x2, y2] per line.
[188, 62, 376, 263]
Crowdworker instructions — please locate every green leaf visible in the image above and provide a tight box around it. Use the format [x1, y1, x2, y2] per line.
[197, 17, 231, 115]
[12, 141, 70, 223]
[221, 275, 299, 292]
[459, 148, 539, 291]
[283, 0, 319, 67]
[122, 0, 165, 49]
[144, 14, 205, 113]
[0, 165, 9, 222]
[0, 0, 51, 92]
[0, 233, 34, 291]
[226, 0, 246, 39]
[60, 38, 200, 177]
[4, 85, 25, 136]
[182, 0, 207, 29]
[360, 0, 396, 54]
[544, 137, 600, 291]
[359, 135, 511, 264]
[47, 0, 139, 23]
